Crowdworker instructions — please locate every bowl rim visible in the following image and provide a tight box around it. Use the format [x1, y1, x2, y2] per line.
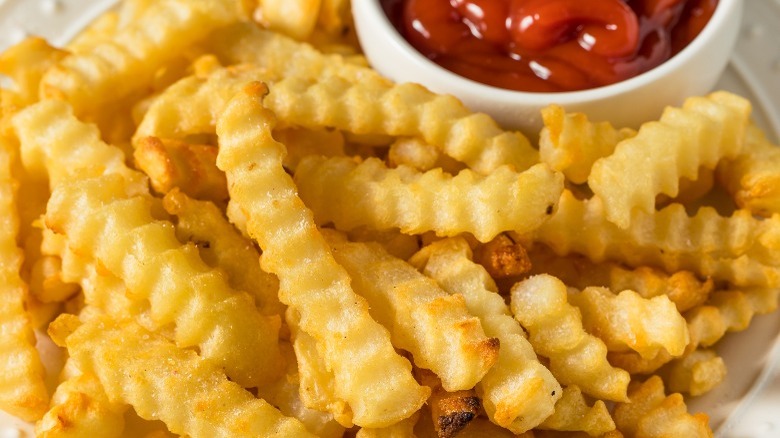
[357, 0, 742, 105]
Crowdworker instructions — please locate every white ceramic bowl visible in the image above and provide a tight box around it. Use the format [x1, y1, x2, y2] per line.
[353, 0, 744, 137]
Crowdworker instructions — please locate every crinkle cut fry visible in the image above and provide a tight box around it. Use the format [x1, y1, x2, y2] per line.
[589, 91, 751, 229]
[215, 82, 428, 427]
[39, 0, 238, 117]
[294, 155, 563, 242]
[509, 274, 630, 402]
[408, 237, 561, 433]
[44, 174, 283, 388]
[35, 357, 127, 438]
[133, 64, 264, 146]
[162, 188, 284, 316]
[539, 104, 635, 184]
[538, 385, 616, 436]
[265, 73, 539, 174]
[526, 244, 713, 313]
[717, 124, 780, 217]
[202, 22, 390, 86]
[569, 287, 689, 359]
[530, 190, 780, 288]
[613, 376, 713, 438]
[323, 231, 499, 392]
[51, 314, 315, 438]
[13, 99, 284, 388]
[0, 136, 49, 422]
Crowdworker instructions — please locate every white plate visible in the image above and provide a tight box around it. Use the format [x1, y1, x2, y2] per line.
[0, 0, 779, 437]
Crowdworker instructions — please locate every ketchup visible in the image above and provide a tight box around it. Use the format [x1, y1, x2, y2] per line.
[382, 0, 718, 92]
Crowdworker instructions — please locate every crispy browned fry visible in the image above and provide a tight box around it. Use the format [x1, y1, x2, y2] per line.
[134, 137, 228, 202]
[474, 234, 532, 279]
[717, 124, 780, 217]
[527, 244, 713, 313]
[530, 190, 780, 288]
[28, 255, 80, 304]
[613, 376, 713, 438]
[416, 368, 480, 438]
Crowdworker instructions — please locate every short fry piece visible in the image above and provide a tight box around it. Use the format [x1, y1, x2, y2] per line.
[568, 287, 689, 359]
[662, 349, 727, 396]
[216, 82, 428, 427]
[510, 274, 630, 402]
[54, 315, 315, 438]
[257, 0, 322, 40]
[295, 155, 563, 242]
[589, 91, 751, 228]
[409, 237, 560, 433]
[613, 376, 713, 438]
[538, 386, 616, 436]
[325, 231, 499, 391]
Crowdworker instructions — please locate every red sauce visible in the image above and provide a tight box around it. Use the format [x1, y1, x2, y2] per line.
[382, 0, 719, 92]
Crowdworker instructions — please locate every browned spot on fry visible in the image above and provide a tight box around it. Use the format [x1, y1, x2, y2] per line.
[474, 234, 532, 278]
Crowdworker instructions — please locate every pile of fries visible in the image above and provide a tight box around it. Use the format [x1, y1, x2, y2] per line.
[1, 0, 779, 437]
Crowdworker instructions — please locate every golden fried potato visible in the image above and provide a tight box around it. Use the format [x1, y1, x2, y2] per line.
[53, 314, 315, 438]
[325, 231, 499, 391]
[40, 0, 239, 118]
[538, 386, 616, 436]
[295, 156, 563, 242]
[0, 136, 48, 422]
[530, 190, 780, 288]
[256, 0, 322, 40]
[568, 287, 689, 359]
[510, 274, 630, 402]
[527, 244, 713, 313]
[162, 188, 283, 315]
[539, 104, 635, 184]
[613, 376, 713, 437]
[134, 137, 228, 202]
[661, 349, 726, 396]
[589, 91, 751, 229]
[409, 237, 561, 433]
[265, 74, 539, 174]
[216, 82, 428, 427]
[717, 124, 780, 217]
